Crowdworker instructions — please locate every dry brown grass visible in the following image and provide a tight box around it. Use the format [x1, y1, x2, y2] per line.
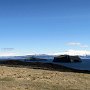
[0, 65, 90, 90]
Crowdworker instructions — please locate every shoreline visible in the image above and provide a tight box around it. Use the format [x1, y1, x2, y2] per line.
[0, 60, 90, 74]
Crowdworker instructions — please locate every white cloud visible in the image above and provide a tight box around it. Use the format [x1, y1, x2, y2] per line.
[0, 52, 17, 56]
[80, 45, 89, 48]
[67, 42, 81, 46]
[0, 51, 36, 57]
[54, 50, 90, 56]
[67, 42, 89, 48]
[0, 50, 90, 56]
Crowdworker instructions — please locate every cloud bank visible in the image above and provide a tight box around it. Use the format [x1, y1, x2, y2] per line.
[54, 50, 90, 56]
[0, 50, 90, 56]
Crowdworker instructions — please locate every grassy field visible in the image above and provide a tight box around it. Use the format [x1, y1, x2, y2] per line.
[0, 65, 90, 90]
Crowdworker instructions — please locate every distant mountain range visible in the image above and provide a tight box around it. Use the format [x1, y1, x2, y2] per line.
[0, 54, 54, 60]
[0, 54, 90, 60]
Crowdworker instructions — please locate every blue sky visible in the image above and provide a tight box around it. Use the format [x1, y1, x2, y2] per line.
[0, 0, 90, 55]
